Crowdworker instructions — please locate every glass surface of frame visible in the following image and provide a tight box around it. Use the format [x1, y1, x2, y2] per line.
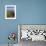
[18, 24, 46, 42]
[5, 5, 16, 19]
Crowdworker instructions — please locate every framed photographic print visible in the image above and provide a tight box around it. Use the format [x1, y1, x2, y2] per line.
[18, 24, 46, 42]
[5, 5, 16, 19]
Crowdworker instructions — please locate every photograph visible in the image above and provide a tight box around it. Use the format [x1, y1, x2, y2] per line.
[18, 24, 46, 46]
[5, 5, 16, 19]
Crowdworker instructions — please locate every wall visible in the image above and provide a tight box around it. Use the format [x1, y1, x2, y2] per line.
[0, 0, 46, 44]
